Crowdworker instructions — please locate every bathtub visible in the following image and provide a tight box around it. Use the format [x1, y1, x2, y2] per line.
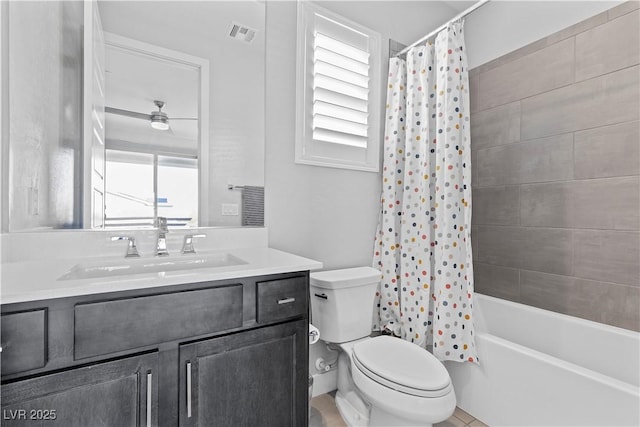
[445, 293, 640, 426]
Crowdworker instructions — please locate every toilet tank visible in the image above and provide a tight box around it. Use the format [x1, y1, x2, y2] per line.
[310, 267, 381, 343]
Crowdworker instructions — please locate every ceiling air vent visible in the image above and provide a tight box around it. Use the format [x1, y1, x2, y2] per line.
[228, 22, 257, 43]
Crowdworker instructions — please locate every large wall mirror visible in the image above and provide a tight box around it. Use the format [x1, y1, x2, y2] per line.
[1, 0, 265, 232]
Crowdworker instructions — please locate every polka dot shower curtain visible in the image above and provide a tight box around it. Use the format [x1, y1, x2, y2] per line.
[373, 22, 478, 364]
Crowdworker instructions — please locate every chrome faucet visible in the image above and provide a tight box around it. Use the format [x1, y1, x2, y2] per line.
[111, 236, 140, 258]
[181, 234, 207, 254]
[156, 216, 169, 256]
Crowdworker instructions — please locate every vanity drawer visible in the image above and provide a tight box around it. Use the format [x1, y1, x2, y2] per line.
[74, 284, 243, 359]
[256, 276, 307, 323]
[1, 309, 47, 375]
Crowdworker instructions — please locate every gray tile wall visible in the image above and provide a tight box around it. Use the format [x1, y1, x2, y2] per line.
[470, 2, 640, 331]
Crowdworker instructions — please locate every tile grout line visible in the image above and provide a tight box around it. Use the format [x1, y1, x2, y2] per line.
[473, 62, 639, 114]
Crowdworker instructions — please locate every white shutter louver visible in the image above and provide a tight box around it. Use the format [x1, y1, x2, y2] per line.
[312, 32, 370, 148]
[296, 2, 381, 172]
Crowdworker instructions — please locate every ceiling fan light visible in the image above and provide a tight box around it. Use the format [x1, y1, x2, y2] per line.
[151, 117, 169, 130]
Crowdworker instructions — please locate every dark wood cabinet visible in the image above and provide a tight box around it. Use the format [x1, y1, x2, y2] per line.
[179, 320, 308, 427]
[1, 353, 158, 426]
[74, 284, 243, 359]
[0, 272, 309, 427]
[1, 309, 47, 376]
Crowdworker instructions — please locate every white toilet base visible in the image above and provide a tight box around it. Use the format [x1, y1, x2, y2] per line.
[369, 405, 433, 427]
[335, 390, 369, 427]
[334, 345, 370, 426]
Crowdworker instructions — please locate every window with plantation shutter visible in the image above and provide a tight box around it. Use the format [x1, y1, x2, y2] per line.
[296, 2, 381, 172]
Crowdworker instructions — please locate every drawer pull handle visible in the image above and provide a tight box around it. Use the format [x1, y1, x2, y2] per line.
[314, 293, 328, 300]
[186, 361, 192, 418]
[146, 372, 152, 427]
[278, 297, 296, 305]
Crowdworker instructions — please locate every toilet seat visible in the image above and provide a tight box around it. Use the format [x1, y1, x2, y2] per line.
[352, 336, 452, 398]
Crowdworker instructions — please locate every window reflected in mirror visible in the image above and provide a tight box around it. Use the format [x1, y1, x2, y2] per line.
[105, 150, 198, 228]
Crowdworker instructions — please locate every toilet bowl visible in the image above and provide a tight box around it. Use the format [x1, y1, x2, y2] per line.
[310, 267, 456, 427]
[351, 336, 456, 426]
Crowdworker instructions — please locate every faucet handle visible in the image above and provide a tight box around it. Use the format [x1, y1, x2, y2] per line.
[182, 234, 207, 254]
[111, 236, 141, 258]
[156, 216, 168, 232]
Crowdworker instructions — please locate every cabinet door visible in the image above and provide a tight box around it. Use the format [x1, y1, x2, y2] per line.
[179, 320, 308, 427]
[1, 353, 158, 427]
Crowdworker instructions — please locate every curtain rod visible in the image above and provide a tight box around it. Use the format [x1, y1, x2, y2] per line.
[395, 0, 490, 57]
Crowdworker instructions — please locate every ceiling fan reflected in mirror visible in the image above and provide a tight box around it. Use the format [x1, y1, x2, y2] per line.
[105, 100, 197, 131]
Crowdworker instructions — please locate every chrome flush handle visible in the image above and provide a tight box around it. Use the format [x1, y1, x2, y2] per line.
[111, 236, 140, 258]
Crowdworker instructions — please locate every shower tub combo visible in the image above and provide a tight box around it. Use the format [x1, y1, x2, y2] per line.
[446, 294, 640, 426]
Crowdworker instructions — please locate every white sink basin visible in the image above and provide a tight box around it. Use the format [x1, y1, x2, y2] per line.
[58, 253, 247, 281]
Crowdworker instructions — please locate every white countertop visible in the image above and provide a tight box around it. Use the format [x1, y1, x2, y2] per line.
[1, 247, 323, 304]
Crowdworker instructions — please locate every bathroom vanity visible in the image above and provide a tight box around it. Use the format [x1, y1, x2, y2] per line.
[0, 244, 320, 427]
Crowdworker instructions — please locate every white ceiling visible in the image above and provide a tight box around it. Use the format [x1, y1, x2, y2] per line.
[445, 1, 478, 13]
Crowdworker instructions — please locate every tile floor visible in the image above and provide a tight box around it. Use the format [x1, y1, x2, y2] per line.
[434, 408, 489, 427]
[310, 393, 489, 427]
[310, 393, 347, 427]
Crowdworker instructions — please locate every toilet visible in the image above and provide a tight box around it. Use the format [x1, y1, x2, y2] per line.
[310, 267, 456, 427]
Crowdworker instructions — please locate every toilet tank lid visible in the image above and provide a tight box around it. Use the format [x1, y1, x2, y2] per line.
[310, 267, 381, 289]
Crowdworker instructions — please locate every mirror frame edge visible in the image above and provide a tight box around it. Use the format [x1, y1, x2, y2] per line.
[1, 1, 9, 233]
